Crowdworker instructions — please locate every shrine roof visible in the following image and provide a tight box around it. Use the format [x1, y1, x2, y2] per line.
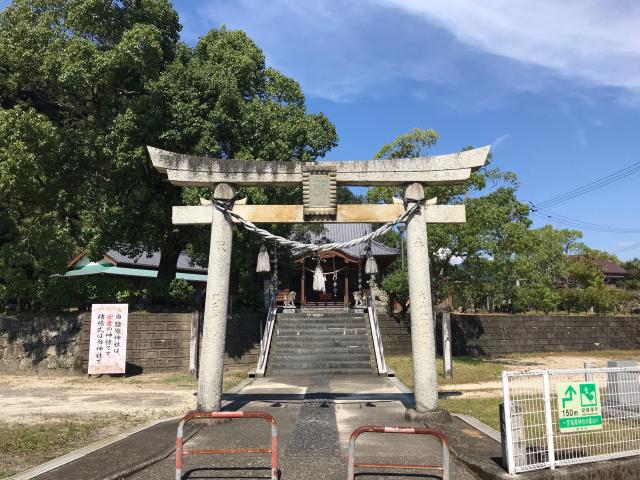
[66, 248, 206, 274]
[307, 223, 400, 258]
[104, 249, 207, 273]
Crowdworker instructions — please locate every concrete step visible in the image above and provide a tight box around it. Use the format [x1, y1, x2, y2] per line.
[271, 346, 370, 354]
[265, 310, 375, 377]
[276, 318, 366, 325]
[273, 332, 370, 339]
[267, 360, 374, 370]
[276, 317, 365, 324]
[267, 367, 376, 375]
[275, 328, 368, 336]
[272, 341, 370, 347]
[269, 352, 371, 361]
[277, 316, 364, 323]
[271, 342, 370, 350]
[270, 358, 372, 366]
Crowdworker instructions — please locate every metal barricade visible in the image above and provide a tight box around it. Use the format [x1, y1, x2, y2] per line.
[346, 425, 450, 480]
[176, 411, 279, 480]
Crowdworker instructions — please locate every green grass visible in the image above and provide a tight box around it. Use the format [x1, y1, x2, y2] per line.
[386, 354, 506, 389]
[162, 370, 248, 390]
[387, 353, 505, 429]
[0, 421, 105, 479]
[223, 370, 249, 391]
[162, 373, 197, 386]
[439, 397, 502, 431]
[389, 349, 640, 434]
[0, 369, 250, 479]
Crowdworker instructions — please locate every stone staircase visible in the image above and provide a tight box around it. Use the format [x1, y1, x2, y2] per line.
[266, 310, 377, 376]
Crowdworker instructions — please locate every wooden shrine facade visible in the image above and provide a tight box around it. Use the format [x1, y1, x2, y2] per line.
[290, 224, 399, 308]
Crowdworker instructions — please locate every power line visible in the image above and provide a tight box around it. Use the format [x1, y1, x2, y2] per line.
[533, 160, 640, 209]
[533, 207, 640, 232]
[616, 242, 640, 254]
[530, 210, 640, 234]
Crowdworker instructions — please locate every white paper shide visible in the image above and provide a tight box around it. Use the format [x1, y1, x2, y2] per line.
[88, 304, 128, 374]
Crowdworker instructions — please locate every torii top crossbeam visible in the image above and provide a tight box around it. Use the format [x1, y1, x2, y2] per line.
[147, 146, 489, 225]
[147, 146, 489, 187]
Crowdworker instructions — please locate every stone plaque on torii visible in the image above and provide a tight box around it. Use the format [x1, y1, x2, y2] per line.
[148, 145, 489, 414]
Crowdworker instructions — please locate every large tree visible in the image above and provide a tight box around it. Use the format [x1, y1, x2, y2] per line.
[0, 0, 337, 307]
[368, 128, 532, 308]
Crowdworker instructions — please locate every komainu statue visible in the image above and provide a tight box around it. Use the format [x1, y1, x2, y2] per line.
[284, 291, 297, 306]
[353, 291, 366, 307]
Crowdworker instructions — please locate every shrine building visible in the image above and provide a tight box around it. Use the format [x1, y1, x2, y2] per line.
[288, 223, 399, 309]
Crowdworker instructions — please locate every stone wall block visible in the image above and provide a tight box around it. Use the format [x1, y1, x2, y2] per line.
[446, 314, 640, 355]
[2, 310, 262, 374]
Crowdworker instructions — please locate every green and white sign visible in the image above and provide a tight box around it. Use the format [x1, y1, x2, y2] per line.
[556, 382, 603, 432]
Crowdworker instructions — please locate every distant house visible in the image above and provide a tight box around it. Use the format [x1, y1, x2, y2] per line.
[593, 259, 629, 286]
[65, 249, 207, 282]
[566, 255, 629, 287]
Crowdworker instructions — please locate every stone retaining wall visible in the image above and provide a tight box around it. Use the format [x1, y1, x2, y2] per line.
[0, 314, 82, 372]
[378, 312, 412, 354]
[1, 310, 262, 374]
[79, 312, 192, 373]
[446, 314, 640, 356]
[378, 312, 640, 357]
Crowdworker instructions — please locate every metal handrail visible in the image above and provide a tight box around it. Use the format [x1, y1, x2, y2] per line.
[256, 294, 278, 375]
[367, 292, 387, 374]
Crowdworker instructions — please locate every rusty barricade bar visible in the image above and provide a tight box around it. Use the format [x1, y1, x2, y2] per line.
[347, 425, 450, 480]
[176, 411, 279, 480]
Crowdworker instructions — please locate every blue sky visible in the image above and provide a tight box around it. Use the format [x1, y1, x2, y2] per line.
[2, 1, 639, 258]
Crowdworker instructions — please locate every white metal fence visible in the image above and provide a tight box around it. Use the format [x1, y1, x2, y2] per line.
[502, 365, 640, 474]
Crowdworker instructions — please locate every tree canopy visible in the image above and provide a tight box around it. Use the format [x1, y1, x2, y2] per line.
[0, 0, 337, 309]
[373, 128, 635, 315]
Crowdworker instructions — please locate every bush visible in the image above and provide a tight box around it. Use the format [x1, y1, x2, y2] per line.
[557, 287, 586, 313]
[513, 284, 560, 314]
[168, 279, 195, 304]
[585, 286, 632, 315]
[381, 268, 409, 306]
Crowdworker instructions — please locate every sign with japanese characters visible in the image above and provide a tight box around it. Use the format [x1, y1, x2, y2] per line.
[88, 304, 128, 375]
[556, 381, 603, 432]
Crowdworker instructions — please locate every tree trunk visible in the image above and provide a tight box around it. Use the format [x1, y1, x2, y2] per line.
[154, 230, 183, 303]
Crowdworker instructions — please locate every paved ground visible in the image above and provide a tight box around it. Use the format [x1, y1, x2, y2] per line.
[33, 375, 490, 480]
[127, 375, 479, 480]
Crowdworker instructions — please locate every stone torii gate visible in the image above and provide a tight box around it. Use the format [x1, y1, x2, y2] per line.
[147, 145, 489, 414]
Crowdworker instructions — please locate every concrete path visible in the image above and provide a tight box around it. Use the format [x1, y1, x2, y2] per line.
[128, 375, 479, 480]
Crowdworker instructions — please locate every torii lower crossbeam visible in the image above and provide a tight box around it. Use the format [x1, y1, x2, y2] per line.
[173, 203, 465, 225]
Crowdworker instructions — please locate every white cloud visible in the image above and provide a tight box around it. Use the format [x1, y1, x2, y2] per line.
[181, 0, 500, 102]
[180, 0, 640, 104]
[380, 0, 640, 92]
[491, 133, 511, 148]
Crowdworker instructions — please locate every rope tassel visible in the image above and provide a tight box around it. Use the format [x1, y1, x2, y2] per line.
[256, 245, 271, 272]
[364, 244, 379, 275]
[313, 263, 326, 292]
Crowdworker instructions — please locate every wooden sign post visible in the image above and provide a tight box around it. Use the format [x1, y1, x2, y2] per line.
[88, 303, 128, 375]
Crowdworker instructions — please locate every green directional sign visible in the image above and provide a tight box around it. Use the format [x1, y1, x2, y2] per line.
[556, 382, 602, 432]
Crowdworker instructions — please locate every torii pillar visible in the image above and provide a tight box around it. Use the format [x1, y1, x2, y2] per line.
[146, 145, 489, 414]
[198, 183, 234, 411]
[405, 182, 438, 412]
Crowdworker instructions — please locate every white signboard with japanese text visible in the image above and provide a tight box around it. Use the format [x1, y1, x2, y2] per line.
[88, 304, 128, 375]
